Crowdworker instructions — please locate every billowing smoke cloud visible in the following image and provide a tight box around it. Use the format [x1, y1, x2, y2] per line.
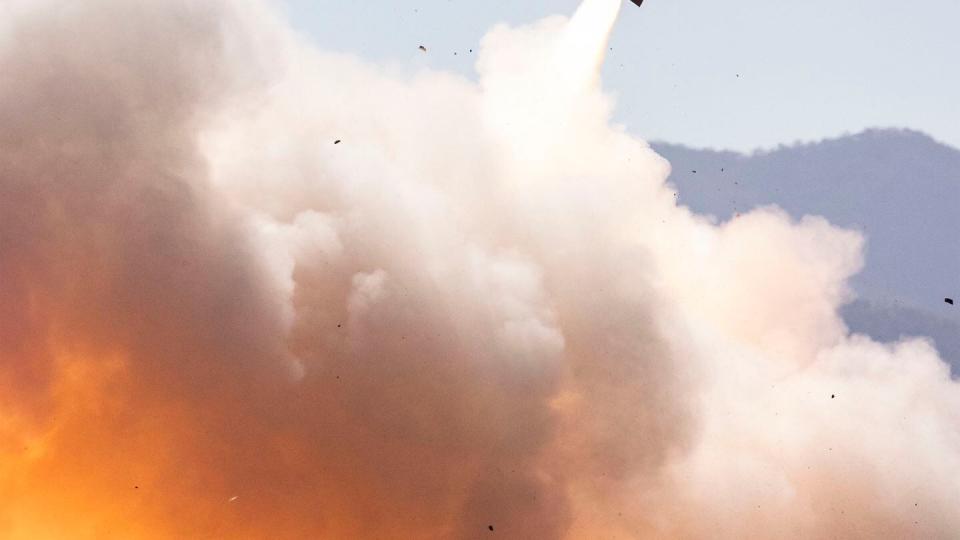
[0, 0, 957, 538]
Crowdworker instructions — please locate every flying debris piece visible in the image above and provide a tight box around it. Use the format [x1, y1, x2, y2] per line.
[946, 298, 955, 305]
[630, 0, 644, 6]
[334, 139, 341, 145]
[229, 495, 239, 502]
[418, 45, 427, 52]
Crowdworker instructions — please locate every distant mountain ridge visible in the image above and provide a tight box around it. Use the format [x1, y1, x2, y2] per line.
[653, 128, 960, 371]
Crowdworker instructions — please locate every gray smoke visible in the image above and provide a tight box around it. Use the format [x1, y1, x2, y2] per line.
[0, 0, 957, 538]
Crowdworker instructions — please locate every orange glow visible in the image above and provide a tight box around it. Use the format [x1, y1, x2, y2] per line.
[2, 0, 958, 537]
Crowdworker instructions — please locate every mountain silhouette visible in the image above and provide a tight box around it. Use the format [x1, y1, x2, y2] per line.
[654, 128, 960, 371]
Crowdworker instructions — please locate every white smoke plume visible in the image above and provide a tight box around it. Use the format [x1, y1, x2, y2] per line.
[0, 0, 957, 538]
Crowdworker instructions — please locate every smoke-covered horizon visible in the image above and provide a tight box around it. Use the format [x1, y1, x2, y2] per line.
[0, 0, 957, 537]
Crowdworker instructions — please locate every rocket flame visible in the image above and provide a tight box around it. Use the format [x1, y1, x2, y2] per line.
[1, 0, 958, 538]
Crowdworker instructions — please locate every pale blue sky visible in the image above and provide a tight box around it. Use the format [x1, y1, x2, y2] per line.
[282, 0, 959, 151]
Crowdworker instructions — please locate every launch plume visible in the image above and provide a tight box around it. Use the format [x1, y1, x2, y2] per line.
[0, 0, 957, 538]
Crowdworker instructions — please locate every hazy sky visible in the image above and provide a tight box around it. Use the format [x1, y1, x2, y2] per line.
[283, 0, 960, 151]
